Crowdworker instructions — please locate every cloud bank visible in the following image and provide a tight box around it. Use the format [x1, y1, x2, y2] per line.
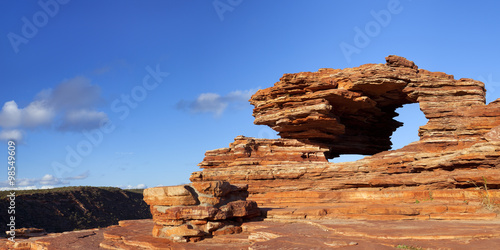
[0, 77, 108, 141]
[0, 171, 90, 190]
[176, 88, 259, 116]
[121, 184, 147, 189]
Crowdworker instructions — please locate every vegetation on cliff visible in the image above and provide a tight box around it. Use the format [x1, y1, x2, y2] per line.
[0, 186, 151, 233]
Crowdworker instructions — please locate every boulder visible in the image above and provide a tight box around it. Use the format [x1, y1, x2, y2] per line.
[143, 181, 261, 242]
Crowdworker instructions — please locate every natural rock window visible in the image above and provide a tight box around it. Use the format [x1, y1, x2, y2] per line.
[390, 103, 428, 150]
[329, 102, 428, 163]
[250, 55, 488, 159]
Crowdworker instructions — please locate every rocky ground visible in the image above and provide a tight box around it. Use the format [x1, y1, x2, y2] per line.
[2, 218, 500, 249]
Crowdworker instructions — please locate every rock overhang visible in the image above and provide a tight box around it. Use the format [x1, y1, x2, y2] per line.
[250, 55, 489, 158]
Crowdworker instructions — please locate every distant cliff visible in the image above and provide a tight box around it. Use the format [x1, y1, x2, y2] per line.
[0, 186, 151, 233]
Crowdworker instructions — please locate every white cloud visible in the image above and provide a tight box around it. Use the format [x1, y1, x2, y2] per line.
[58, 109, 108, 131]
[65, 171, 90, 180]
[0, 186, 37, 191]
[39, 174, 67, 185]
[17, 178, 36, 187]
[225, 89, 256, 101]
[23, 100, 54, 127]
[0, 100, 54, 131]
[0, 101, 22, 127]
[49, 76, 104, 111]
[0, 185, 55, 191]
[121, 184, 147, 189]
[193, 93, 228, 116]
[0, 171, 89, 189]
[0, 129, 23, 141]
[0, 76, 108, 140]
[177, 88, 259, 117]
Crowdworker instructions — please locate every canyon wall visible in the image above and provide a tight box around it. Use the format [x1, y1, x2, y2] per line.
[0, 187, 151, 233]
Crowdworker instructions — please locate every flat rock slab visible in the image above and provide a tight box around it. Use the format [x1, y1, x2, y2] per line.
[249, 219, 500, 250]
[2, 218, 500, 249]
[0, 228, 104, 250]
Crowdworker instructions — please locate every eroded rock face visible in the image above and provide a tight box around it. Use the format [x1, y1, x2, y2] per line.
[143, 181, 260, 242]
[192, 136, 332, 194]
[191, 56, 500, 216]
[250, 55, 489, 157]
[198, 135, 329, 169]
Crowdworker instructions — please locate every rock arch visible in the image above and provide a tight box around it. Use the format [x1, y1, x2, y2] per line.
[191, 56, 500, 220]
[250, 55, 487, 158]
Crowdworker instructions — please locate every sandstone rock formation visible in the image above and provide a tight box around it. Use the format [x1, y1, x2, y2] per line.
[191, 55, 500, 220]
[250, 55, 491, 157]
[143, 181, 260, 242]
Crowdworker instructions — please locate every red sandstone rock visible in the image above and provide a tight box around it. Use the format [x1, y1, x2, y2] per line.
[6, 219, 500, 249]
[5, 228, 46, 239]
[161, 224, 205, 240]
[212, 225, 243, 236]
[191, 56, 500, 221]
[196, 135, 329, 170]
[249, 55, 493, 157]
[143, 181, 261, 242]
[151, 206, 218, 221]
[191, 181, 233, 197]
[143, 185, 198, 206]
[214, 200, 261, 220]
[486, 125, 500, 142]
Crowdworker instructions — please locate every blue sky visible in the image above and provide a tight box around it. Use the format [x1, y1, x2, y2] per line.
[1, 0, 499, 190]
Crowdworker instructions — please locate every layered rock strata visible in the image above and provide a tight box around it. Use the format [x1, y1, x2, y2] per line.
[198, 135, 329, 169]
[250, 55, 492, 157]
[191, 56, 500, 220]
[143, 181, 260, 242]
[192, 136, 500, 194]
